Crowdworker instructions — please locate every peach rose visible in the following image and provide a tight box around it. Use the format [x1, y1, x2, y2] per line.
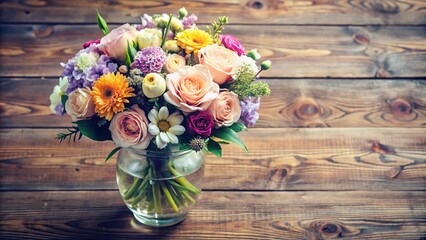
[164, 54, 186, 73]
[65, 87, 95, 121]
[164, 64, 219, 113]
[208, 90, 241, 128]
[198, 44, 239, 85]
[98, 24, 139, 63]
[109, 105, 152, 150]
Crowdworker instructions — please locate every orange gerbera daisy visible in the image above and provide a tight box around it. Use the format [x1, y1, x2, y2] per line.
[90, 72, 135, 121]
[175, 29, 213, 55]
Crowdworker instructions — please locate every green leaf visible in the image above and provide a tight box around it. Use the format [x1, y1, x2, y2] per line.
[127, 40, 137, 60]
[105, 147, 121, 162]
[125, 50, 131, 67]
[229, 122, 247, 132]
[207, 139, 222, 158]
[212, 127, 248, 152]
[96, 9, 109, 35]
[61, 94, 68, 113]
[76, 118, 112, 141]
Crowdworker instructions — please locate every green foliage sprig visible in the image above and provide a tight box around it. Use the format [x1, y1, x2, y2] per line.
[55, 126, 82, 143]
[226, 63, 271, 99]
[206, 16, 229, 43]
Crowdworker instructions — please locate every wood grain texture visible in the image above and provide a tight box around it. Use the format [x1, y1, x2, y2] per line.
[2, 78, 425, 128]
[1, 128, 425, 191]
[1, 0, 425, 25]
[1, 25, 425, 78]
[0, 191, 425, 239]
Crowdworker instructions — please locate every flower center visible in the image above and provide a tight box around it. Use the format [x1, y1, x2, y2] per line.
[104, 88, 113, 98]
[158, 120, 170, 132]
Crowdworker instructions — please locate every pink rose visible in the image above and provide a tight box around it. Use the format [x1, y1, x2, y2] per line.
[164, 64, 219, 113]
[98, 24, 139, 63]
[219, 34, 245, 56]
[65, 87, 95, 122]
[208, 91, 241, 128]
[109, 105, 152, 150]
[198, 44, 239, 85]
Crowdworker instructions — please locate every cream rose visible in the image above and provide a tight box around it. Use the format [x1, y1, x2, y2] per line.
[65, 87, 95, 121]
[137, 28, 162, 49]
[164, 64, 219, 113]
[164, 40, 180, 53]
[109, 105, 152, 150]
[142, 73, 166, 98]
[164, 54, 186, 73]
[198, 44, 239, 85]
[98, 24, 139, 63]
[208, 90, 241, 128]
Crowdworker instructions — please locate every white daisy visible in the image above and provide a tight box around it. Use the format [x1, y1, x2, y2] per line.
[148, 106, 185, 149]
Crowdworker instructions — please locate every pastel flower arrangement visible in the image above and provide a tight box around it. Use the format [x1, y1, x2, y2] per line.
[51, 8, 271, 156]
[50, 8, 271, 216]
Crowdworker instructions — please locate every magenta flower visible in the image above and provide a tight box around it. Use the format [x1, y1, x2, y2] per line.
[186, 111, 214, 138]
[219, 34, 245, 56]
[83, 39, 101, 49]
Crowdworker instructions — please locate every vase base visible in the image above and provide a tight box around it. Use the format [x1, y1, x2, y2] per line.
[133, 212, 187, 227]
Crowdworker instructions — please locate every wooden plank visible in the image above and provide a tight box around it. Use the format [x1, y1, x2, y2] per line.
[1, 25, 425, 78]
[1, 78, 425, 128]
[0, 191, 424, 239]
[1, 128, 425, 191]
[1, 0, 425, 25]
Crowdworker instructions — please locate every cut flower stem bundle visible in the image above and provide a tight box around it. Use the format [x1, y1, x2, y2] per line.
[120, 158, 200, 213]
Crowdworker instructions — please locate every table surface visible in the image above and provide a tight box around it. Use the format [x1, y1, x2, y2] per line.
[1, 1, 425, 239]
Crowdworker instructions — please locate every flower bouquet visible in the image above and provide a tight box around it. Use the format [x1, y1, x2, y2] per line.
[50, 8, 271, 226]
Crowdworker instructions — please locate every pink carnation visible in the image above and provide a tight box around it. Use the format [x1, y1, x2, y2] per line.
[219, 34, 245, 56]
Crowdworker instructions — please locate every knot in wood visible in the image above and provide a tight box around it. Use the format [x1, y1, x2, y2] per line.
[293, 98, 321, 120]
[390, 98, 412, 116]
[354, 34, 370, 45]
[33, 26, 53, 38]
[321, 223, 340, 235]
[367, 0, 399, 14]
[247, 0, 265, 10]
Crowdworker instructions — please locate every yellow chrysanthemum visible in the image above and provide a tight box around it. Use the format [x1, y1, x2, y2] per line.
[175, 29, 213, 55]
[91, 72, 136, 121]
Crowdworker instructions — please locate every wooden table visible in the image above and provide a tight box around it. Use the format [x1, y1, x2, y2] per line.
[1, 1, 425, 239]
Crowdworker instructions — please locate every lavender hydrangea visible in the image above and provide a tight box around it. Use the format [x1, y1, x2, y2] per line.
[131, 46, 166, 75]
[182, 14, 198, 29]
[240, 97, 260, 127]
[61, 44, 117, 94]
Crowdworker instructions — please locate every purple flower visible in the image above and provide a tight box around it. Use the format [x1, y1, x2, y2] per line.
[131, 46, 166, 75]
[240, 97, 260, 127]
[61, 45, 117, 94]
[219, 34, 245, 56]
[186, 111, 214, 138]
[182, 14, 198, 29]
[137, 14, 156, 30]
[54, 103, 65, 116]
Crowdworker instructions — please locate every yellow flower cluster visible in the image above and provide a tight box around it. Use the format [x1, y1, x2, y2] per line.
[175, 29, 213, 55]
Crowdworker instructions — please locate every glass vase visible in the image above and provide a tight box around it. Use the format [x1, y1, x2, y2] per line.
[116, 148, 205, 227]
